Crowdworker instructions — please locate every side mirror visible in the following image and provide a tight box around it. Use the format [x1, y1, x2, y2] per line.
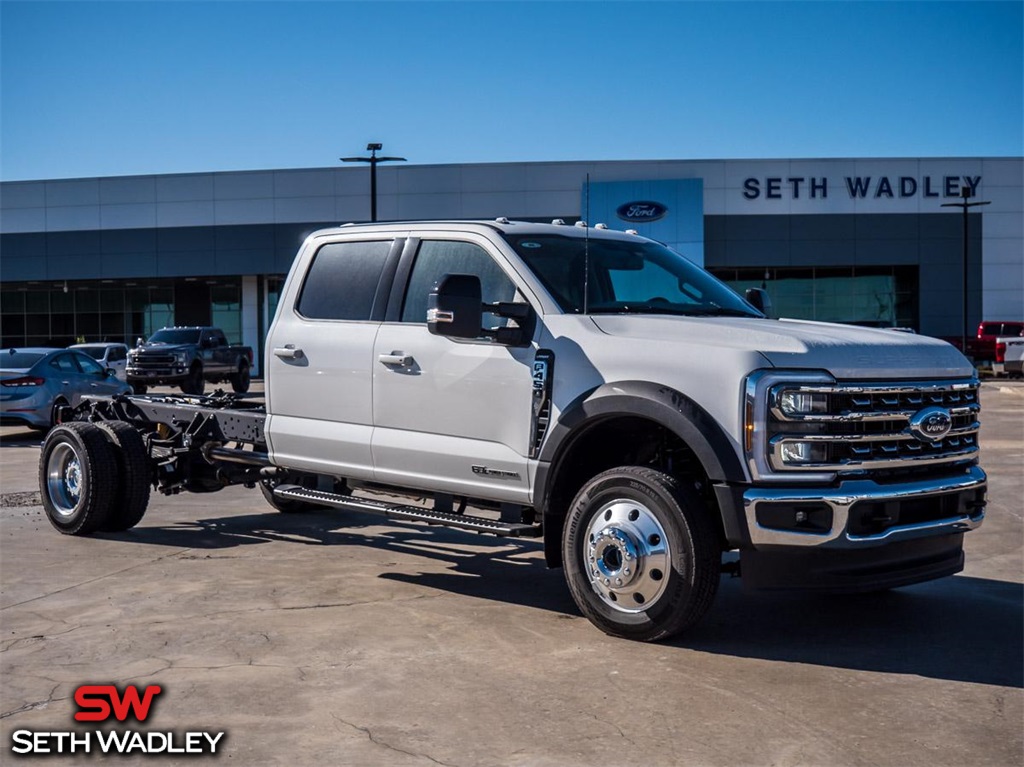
[136, 337, 145, 347]
[105, 367, 117, 378]
[745, 287, 773, 318]
[427, 274, 483, 339]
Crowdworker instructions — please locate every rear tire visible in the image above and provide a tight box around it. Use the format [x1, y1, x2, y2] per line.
[231, 362, 251, 393]
[562, 466, 720, 642]
[96, 422, 151, 532]
[39, 423, 119, 536]
[131, 382, 148, 395]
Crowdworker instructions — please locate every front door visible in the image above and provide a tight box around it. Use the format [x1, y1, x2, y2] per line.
[372, 237, 537, 503]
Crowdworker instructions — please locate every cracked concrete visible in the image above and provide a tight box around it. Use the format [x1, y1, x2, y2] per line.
[0, 383, 1021, 765]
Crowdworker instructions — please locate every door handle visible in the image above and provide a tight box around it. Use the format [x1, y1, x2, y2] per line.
[273, 346, 304, 360]
[378, 352, 413, 367]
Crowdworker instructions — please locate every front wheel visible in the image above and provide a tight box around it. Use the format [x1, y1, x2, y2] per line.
[562, 466, 720, 642]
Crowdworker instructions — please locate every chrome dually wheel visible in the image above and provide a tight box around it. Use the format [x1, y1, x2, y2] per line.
[39, 423, 119, 535]
[563, 466, 720, 642]
[584, 500, 670, 612]
[46, 442, 84, 517]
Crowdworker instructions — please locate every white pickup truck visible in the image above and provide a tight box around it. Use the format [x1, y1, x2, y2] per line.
[996, 335, 1024, 377]
[38, 220, 987, 641]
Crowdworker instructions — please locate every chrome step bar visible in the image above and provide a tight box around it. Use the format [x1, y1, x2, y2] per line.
[273, 485, 542, 538]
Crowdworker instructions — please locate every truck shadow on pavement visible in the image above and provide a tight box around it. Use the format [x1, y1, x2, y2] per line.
[110, 508, 1022, 690]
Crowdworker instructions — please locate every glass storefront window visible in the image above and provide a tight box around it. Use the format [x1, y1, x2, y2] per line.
[211, 284, 241, 344]
[712, 266, 918, 330]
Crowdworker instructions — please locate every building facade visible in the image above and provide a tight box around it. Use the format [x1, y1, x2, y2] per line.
[2, 157, 1021, 374]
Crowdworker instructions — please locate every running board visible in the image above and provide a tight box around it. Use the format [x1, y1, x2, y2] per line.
[273, 485, 542, 538]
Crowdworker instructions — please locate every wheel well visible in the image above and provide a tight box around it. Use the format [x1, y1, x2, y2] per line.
[542, 415, 725, 567]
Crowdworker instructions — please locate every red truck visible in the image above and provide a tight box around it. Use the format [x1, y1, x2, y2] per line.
[965, 321, 1024, 362]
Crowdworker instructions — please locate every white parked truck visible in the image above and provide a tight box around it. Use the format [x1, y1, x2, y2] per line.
[39, 220, 987, 641]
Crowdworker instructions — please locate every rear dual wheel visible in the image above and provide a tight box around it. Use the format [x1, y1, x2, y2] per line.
[562, 466, 720, 642]
[40, 422, 151, 536]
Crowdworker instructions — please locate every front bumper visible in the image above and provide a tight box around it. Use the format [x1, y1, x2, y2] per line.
[127, 367, 189, 383]
[742, 466, 986, 549]
[734, 466, 986, 591]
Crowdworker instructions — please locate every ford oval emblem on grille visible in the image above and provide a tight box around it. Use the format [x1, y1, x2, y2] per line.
[908, 406, 953, 442]
[616, 201, 668, 223]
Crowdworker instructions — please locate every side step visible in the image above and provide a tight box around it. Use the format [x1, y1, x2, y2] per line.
[273, 485, 542, 538]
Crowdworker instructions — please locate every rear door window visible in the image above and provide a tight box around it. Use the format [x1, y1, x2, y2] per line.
[297, 241, 393, 321]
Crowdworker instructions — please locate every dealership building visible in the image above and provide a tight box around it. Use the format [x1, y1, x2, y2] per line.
[1, 156, 1021, 374]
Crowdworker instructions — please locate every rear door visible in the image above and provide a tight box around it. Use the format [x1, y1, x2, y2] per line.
[106, 346, 128, 381]
[371, 234, 538, 503]
[265, 236, 402, 479]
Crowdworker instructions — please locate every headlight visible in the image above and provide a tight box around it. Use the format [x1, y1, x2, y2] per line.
[744, 370, 837, 483]
[778, 391, 829, 416]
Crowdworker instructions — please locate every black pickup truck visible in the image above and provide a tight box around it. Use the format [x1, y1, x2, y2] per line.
[126, 326, 253, 395]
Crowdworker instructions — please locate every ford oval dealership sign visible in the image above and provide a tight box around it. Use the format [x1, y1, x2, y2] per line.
[616, 201, 669, 222]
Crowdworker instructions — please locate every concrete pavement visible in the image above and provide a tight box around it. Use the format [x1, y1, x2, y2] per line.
[1, 382, 1021, 766]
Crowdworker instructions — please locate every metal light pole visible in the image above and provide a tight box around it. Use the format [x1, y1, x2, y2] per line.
[941, 187, 990, 357]
[340, 143, 406, 222]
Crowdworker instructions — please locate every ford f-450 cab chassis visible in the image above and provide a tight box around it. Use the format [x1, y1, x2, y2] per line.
[40, 220, 987, 641]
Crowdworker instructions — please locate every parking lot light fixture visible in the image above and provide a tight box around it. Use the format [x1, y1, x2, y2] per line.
[340, 143, 407, 222]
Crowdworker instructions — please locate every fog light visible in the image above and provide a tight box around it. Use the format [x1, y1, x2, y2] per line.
[779, 391, 829, 416]
[780, 441, 830, 464]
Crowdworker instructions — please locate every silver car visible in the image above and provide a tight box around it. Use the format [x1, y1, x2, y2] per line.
[70, 342, 130, 382]
[0, 348, 132, 431]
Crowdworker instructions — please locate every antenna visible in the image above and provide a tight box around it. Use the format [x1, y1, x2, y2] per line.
[583, 173, 590, 315]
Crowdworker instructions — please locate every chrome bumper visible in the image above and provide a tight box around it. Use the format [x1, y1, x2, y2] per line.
[743, 466, 986, 548]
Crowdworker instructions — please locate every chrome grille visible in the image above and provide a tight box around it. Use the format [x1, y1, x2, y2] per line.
[130, 353, 176, 369]
[767, 379, 980, 475]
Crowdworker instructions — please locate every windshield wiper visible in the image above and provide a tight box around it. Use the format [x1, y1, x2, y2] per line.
[588, 304, 758, 318]
[676, 307, 760, 318]
[588, 305, 682, 315]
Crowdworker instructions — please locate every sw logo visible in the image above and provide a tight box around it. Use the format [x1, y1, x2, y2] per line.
[74, 684, 162, 722]
[9, 683, 226, 756]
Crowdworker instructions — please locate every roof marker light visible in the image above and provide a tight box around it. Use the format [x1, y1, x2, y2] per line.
[595, 223, 608, 230]
[626, 229, 639, 235]
[551, 218, 565, 225]
[574, 221, 587, 228]
[495, 217, 510, 224]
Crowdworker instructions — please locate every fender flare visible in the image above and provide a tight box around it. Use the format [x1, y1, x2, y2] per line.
[535, 381, 748, 563]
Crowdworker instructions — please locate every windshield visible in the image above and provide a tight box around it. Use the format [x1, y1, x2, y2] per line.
[76, 347, 106, 359]
[1, 351, 46, 369]
[148, 329, 201, 345]
[503, 234, 761, 318]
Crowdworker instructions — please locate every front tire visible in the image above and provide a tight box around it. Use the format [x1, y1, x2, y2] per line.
[39, 423, 119, 535]
[562, 466, 720, 642]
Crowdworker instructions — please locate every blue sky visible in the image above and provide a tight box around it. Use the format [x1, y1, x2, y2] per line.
[1, 1, 1021, 181]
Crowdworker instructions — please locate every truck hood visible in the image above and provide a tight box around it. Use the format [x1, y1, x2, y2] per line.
[590, 316, 973, 379]
[134, 344, 192, 353]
